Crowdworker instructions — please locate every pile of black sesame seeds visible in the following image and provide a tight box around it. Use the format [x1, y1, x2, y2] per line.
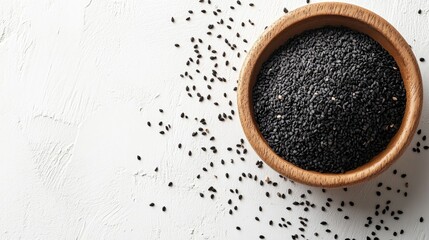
[253, 26, 406, 173]
[139, 1, 427, 239]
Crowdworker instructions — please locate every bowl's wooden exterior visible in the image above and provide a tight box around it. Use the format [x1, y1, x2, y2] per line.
[238, 2, 423, 187]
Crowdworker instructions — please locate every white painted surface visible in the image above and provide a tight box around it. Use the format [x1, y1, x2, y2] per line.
[0, 0, 428, 239]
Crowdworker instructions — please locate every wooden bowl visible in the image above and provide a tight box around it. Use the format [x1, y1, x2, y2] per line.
[238, 2, 423, 187]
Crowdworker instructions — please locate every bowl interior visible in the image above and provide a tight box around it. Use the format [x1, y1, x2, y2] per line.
[239, 3, 422, 187]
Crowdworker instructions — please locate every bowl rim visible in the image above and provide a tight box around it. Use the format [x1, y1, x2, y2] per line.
[237, 2, 423, 187]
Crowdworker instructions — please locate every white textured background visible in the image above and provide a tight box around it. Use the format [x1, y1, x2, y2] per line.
[0, 0, 428, 239]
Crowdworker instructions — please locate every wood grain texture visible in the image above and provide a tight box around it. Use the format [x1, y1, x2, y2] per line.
[238, 2, 423, 187]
